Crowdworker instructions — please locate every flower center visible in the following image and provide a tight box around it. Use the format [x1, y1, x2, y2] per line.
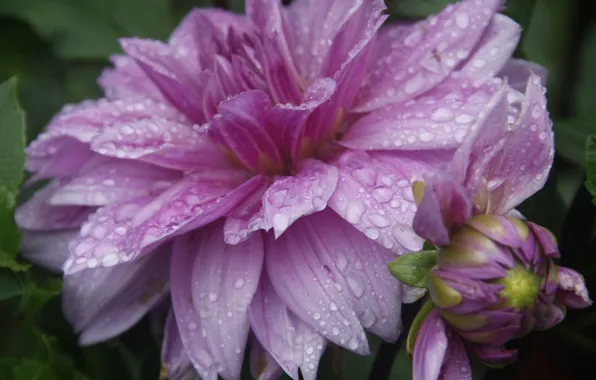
[497, 264, 541, 310]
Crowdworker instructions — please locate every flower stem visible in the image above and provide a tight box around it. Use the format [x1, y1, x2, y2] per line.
[367, 300, 423, 380]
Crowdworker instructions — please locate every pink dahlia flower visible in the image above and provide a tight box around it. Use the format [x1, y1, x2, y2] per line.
[407, 73, 591, 380]
[16, 0, 537, 378]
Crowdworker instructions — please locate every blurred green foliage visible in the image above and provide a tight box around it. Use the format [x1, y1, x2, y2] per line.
[0, 0, 595, 379]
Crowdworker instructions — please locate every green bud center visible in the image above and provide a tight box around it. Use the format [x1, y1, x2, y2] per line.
[497, 265, 541, 310]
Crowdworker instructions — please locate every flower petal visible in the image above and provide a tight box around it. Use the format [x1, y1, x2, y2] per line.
[99, 55, 163, 101]
[470, 344, 517, 367]
[438, 333, 471, 380]
[412, 308, 448, 380]
[330, 150, 448, 252]
[267, 209, 403, 353]
[249, 274, 326, 380]
[459, 14, 521, 78]
[64, 174, 261, 274]
[555, 266, 592, 309]
[49, 159, 181, 206]
[498, 59, 548, 93]
[484, 73, 554, 214]
[172, 223, 264, 380]
[342, 74, 502, 151]
[263, 160, 338, 237]
[62, 247, 170, 345]
[19, 229, 77, 273]
[209, 90, 283, 172]
[120, 38, 207, 123]
[162, 311, 201, 380]
[355, 0, 501, 112]
[16, 181, 95, 231]
[91, 118, 227, 171]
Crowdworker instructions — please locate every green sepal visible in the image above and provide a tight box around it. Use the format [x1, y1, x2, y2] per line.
[406, 300, 435, 356]
[387, 250, 437, 288]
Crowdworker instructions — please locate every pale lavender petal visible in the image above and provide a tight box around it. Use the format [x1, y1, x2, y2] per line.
[121, 38, 207, 123]
[484, 73, 554, 214]
[413, 172, 472, 246]
[63, 247, 170, 345]
[170, 230, 217, 380]
[413, 308, 448, 380]
[209, 91, 283, 172]
[459, 14, 521, 78]
[534, 299, 565, 331]
[555, 266, 592, 309]
[355, 0, 501, 112]
[262, 160, 338, 237]
[249, 274, 326, 380]
[329, 150, 449, 252]
[285, 0, 365, 81]
[342, 74, 501, 151]
[26, 138, 94, 183]
[498, 58, 548, 93]
[19, 229, 77, 272]
[91, 118, 228, 171]
[438, 333, 471, 380]
[267, 209, 406, 354]
[98, 55, 163, 101]
[16, 181, 95, 231]
[49, 159, 181, 206]
[173, 223, 264, 380]
[471, 345, 517, 366]
[162, 311, 201, 380]
[64, 174, 262, 274]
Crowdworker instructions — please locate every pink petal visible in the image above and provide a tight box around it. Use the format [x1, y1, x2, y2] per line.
[413, 172, 472, 246]
[342, 74, 502, 151]
[249, 336, 284, 380]
[438, 333, 471, 380]
[483, 73, 554, 214]
[169, 230, 217, 380]
[319, 0, 386, 109]
[26, 137, 94, 182]
[555, 266, 592, 309]
[64, 174, 262, 274]
[19, 229, 78, 273]
[49, 159, 181, 206]
[209, 90, 283, 172]
[98, 55, 163, 101]
[412, 308, 448, 380]
[262, 160, 338, 237]
[329, 150, 448, 252]
[247, 0, 301, 104]
[90, 118, 228, 171]
[285, 0, 366, 81]
[62, 247, 170, 345]
[266, 209, 405, 354]
[120, 38, 207, 123]
[223, 180, 269, 245]
[162, 311, 201, 380]
[249, 274, 326, 380]
[459, 14, 521, 78]
[272, 78, 337, 162]
[355, 0, 501, 112]
[172, 223, 264, 380]
[15, 181, 95, 231]
[498, 59, 548, 93]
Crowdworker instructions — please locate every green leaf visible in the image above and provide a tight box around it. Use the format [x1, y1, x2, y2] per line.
[574, 22, 596, 116]
[0, 77, 26, 192]
[387, 0, 457, 18]
[585, 136, 596, 203]
[554, 117, 596, 167]
[0, 0, 174, 60]
[501, 0, 537, 30]
[13, 360, 60, 380]
[387, 250, 437, 288]
[0, 269, 22, 301]
[18, 273, 62, 318]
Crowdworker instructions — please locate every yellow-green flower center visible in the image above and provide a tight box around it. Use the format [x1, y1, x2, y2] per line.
[497, 265, 542, 310]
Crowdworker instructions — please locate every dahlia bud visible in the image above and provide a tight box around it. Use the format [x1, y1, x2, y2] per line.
[427, 214, 567, 348]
